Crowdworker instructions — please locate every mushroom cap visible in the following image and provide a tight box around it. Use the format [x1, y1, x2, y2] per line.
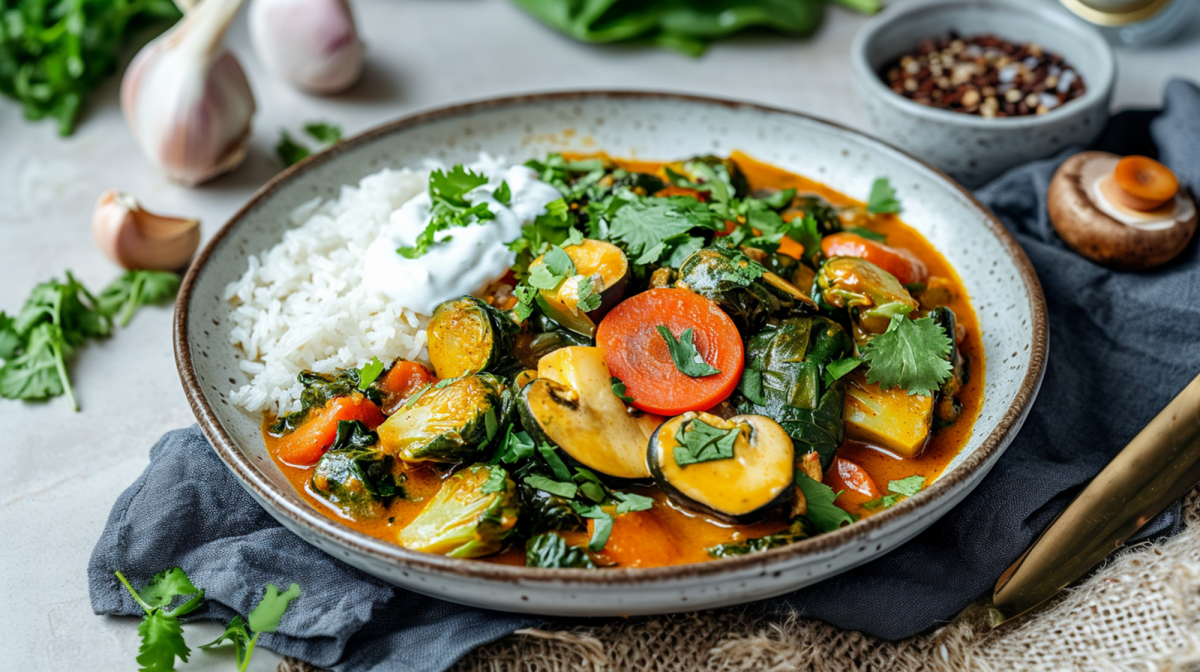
[1048, 151, 1197, 271]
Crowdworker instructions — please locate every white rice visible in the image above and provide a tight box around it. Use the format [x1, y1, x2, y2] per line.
[224, 165, 433, 416]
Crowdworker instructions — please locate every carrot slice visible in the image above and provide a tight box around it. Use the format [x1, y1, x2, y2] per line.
[596, 287, 743, 415]
[1112, 155, 1178, 211]
[276, 393, 386, 466]
[824, 457, 881, 510]
[378, 360, 437, 414]
[591, 509, 684, 568]
[821, 232, 928, 285]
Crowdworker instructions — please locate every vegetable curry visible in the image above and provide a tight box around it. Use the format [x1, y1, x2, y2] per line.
[264, 151, 983, 569]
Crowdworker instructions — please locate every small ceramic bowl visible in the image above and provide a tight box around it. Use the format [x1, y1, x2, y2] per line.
[850, 0, 1116, 188]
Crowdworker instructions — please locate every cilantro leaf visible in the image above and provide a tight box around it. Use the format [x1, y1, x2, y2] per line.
[867, 177, 901, 214]
[0, 323, 68, 403]
[138, 568, 202, 610]
[97, 271, 180, 327]
[573, 468, 610, 503]
[538, 443, 573, 482]
[826, 357, 862, 381]
[888, 475, 926, 497]
[482, 465, 509, 494]
[137, 610, 192, 672]
[846, 226, 887, 242]
[276, 131, 311, 167]
[528, 245, 576, 290]
[861, 315, 953, 396]
[493, 427, 536, 464]
[398, 166, 495, 258]
[607, 196, 722, 264]
[610, 376, 634, 403]
[569, 502, 614, 552]
[576, 275, 602, 312]
[787, 214, 822, 264]
[247, 582, 302, 634]
[612, 491, 654, 514]
[862, 494, 902, 510]
[303, 122, 342, 144]
[494, 181, 512, 206]
[673, 417, 739, 466]
[202, 616, 253, 671]
[795, 473, 858, 532]
[656, 326, 721, 377]
[524, 475, 578, 499]
[358, 357, 384, 390]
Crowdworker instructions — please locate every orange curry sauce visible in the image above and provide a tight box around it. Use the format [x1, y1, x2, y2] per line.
[264, 152, 985, 568]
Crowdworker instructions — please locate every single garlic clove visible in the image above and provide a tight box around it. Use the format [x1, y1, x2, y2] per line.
[249, 0, 364, 94]
[92, 190, 201, 271]
[121, 0, 256, 186]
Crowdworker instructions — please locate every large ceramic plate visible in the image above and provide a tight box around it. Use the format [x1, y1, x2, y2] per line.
[176, 92, 1047, 616]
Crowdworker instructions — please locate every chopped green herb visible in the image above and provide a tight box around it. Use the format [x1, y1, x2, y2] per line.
[203, 582, 301, 672]
[115, 568, 205, 672]
[612, 491, 654, 514]
[493, 427, 537, 464]
[846, 226, 887, 243]
[357, 357, 384, 390]
[656, 326, 721, 378]
[576, 275, 602, 312]
[97, 270, 181, 328]
[494, 181, 512, 206]
[538, 443, 573, 482]
[826, 357, 862, 381]
[707, 518, 813, 557]
[606, 196, 722, 264]
[673, 417, 739, 467]
[303, 122, 342, 144]
[610, 376, 634, 403]
[524, 475, 578, 499]
[786, 214, 823, 264]
[276, 131, 311, 167]
[573, 468, 610, 503]
[861, 314, 953, 396]
[481, 466, 509, 494]
[867, 177, 901, 214]
[888, 475, 926, 497]
[528, 245, 576, 290]
[398, 166, 495, 259]
[795, 472, 858, 533]
[569, 502, 614, 552]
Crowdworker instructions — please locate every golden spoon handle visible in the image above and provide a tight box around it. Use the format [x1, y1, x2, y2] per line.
[992, 370, 1200, 624]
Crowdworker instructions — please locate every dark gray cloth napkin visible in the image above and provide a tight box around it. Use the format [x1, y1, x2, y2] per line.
[90, 78, 1200, 668]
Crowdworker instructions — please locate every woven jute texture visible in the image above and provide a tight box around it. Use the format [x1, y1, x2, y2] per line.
[279, 487, 1200, 672]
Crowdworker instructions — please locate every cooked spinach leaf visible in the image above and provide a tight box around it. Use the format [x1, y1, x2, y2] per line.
[673, 417, 738, 466]
[525, 533, 596, 569]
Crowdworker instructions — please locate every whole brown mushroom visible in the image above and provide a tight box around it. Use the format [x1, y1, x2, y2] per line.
[1048, 152, 1196, 271]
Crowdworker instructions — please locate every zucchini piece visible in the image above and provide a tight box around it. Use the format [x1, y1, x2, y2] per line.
[427, 296, 518, 379]
[530, 239, 629, 337]
[519, 346, 658, 480]
[397, 464, 518, 558]
[843, 372, 933, 458]
[377, 374, 506, 464]
[647, 412, 795, 524]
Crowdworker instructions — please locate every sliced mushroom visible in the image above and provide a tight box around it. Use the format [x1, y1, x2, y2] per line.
[1048, 152, 1197, 271]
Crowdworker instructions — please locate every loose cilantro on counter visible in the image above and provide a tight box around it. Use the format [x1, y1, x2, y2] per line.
[202, 582, 302, 672]
[98, 270, 180, 327]
[861, 314, 954, 397]
[276, 121, 343, 167]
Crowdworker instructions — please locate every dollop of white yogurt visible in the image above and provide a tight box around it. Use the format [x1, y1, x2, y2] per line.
[363, 164, 562, 314]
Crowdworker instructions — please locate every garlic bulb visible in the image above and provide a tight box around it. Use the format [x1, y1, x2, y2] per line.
[121, 0, 256, 187]
[92, 190, 201, 271]
[249, 0, 364, 94]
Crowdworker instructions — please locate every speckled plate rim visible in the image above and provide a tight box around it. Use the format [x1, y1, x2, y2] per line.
[175, 90, 1048, 588]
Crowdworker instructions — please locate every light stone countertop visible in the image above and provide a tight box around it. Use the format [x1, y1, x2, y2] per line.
[1, 1, 1198, 669]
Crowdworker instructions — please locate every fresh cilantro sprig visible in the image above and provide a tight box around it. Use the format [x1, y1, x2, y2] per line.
[863, 475, 927, 511]
[357, 357, 384, 390]
[795, 473, 858, 532]
[97, 270, 180, 327]
[397, 166, 496, 259]
[603, 196, 723, 265]
[276, 121, 343, 167]
[673, 417, 739, 466]
[201, 582, 302, 672]
[656, 326, 721, 377]
[867, 177, 901, 214]
[576, 275, 602, 312]
[861, 314, 953, 396]
[528, 245, 575, 290]
[115, 568, 205, 672]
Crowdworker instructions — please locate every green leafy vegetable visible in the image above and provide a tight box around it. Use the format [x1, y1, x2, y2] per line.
[494, 181, 512, 206]
[482, 465, 510, 495]
[358, 357, 384, 390]
[863, 475, 927, 510]
[570, 501, 614, 552]
[860, 314, 953, 396]
[525, 533, 597, 568]
[528, 245, 575, 290]
[576, 275, 602, 312]
[656, 326, 721, 377]
[573, 468, 609, 503]
[826, 356, 862, 381]
[524, 474, 578, 499]
[673, 417, 738, 467]
[0, 0, 182, 135]
[867, 177, 901, 214]
[605, 197, 722, 264]
[203, 582, 301, 672]
[795, 472, 857, 532]
[612, 491, 654, 514]
[846, 226, 887, 242]
[493, 426, 537, 464]
[787, 214, 822, 264]
[707, 518, 813, 557]
[397, 165, 494, 259]
[271, 369, 380, 434]
[538, 442, 573, 482]
[115, 568, 205, 672]
[610, 376, 634, 403]
[276, 121, 344, 167]
[96, 271, 180, 327]
[510, 0, 880, 56]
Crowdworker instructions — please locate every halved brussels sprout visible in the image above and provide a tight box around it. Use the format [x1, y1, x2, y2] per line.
[646, 412, 795, 524]
[427, 296, 519, 379]
[377, 374, 506, 464]
[736, 316, 853, 470]
[397, 464, 519, 558]
[816, 256, 918, 343]
[519, 346, 657, 480]
[676, 244, 816, 332]
[530, 239, 629, 337]
[311, 420, 402, 518]
[843, 372, 933, 458]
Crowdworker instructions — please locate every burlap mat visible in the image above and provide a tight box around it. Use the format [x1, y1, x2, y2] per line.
[279, 487, 1200, 672]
